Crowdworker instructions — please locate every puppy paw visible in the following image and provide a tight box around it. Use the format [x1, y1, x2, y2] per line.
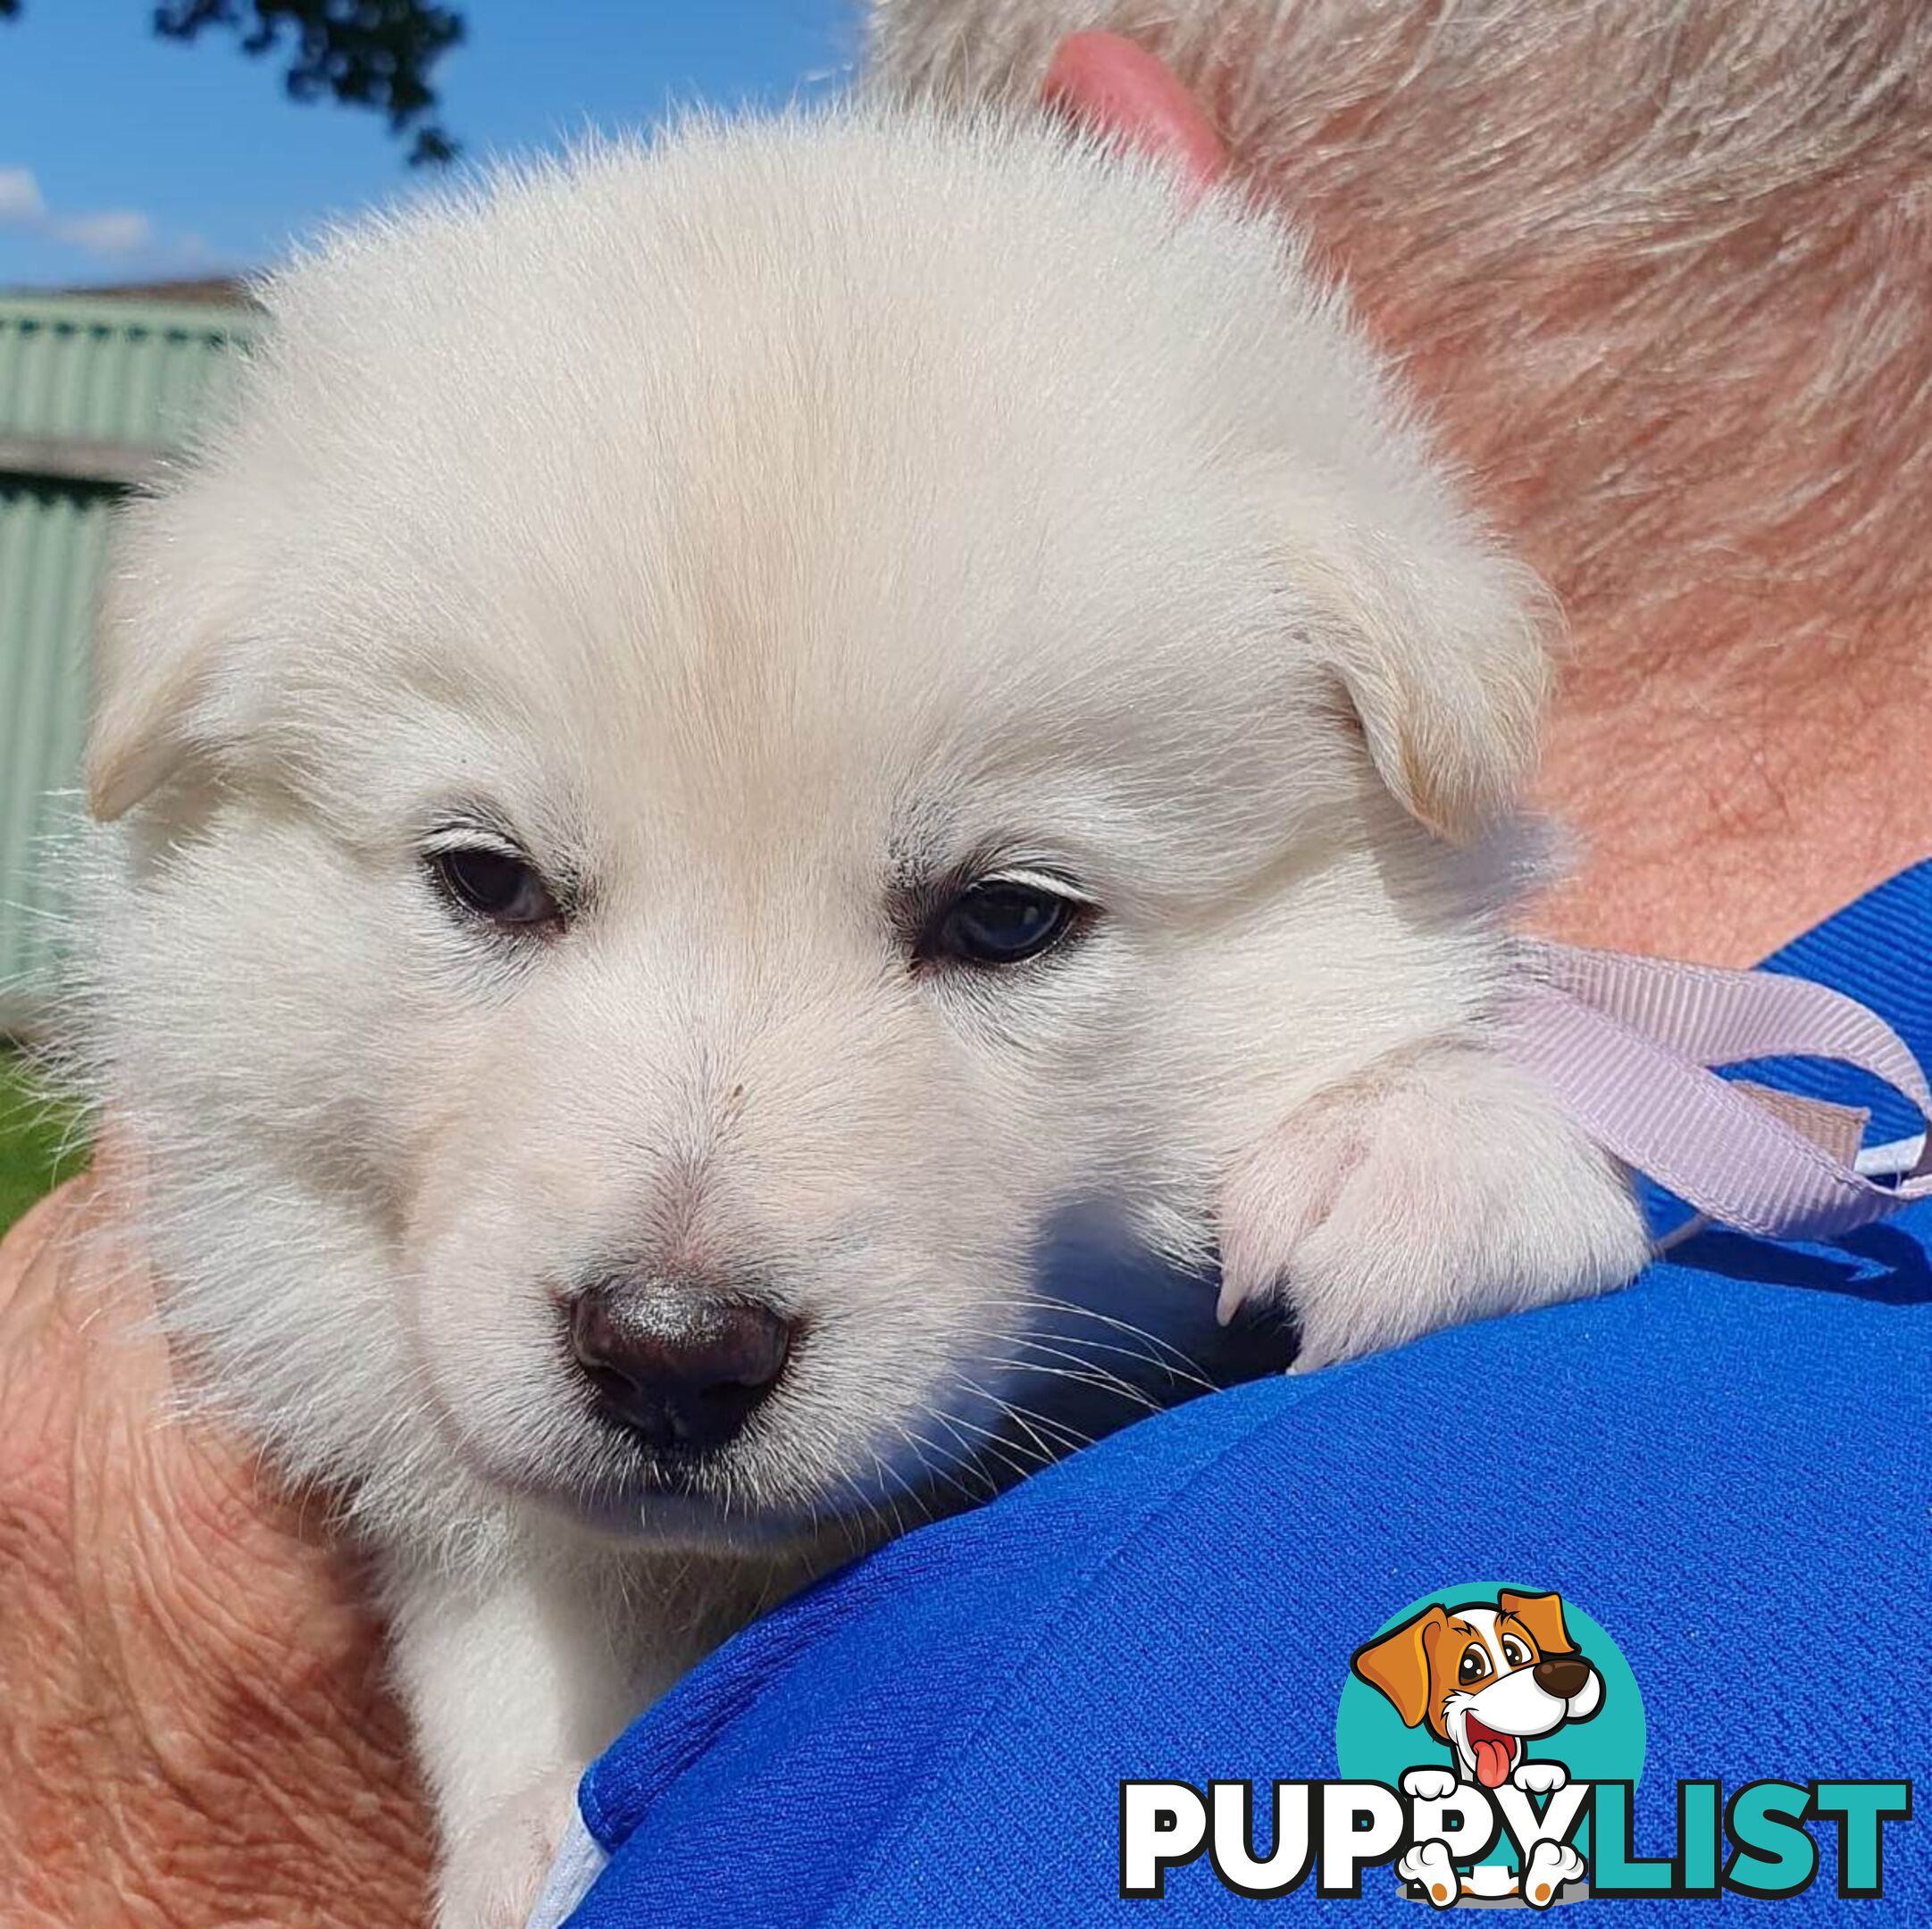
[1219, 1040, 1650, 1369]
[1401, 1767, 1459, 1801]
[1519, 1838, 1585, 1908]
[1511, 1759, 1568, 1795]
[438, 1766, 581, 1929]
[1397, 1838, 1461, 1909]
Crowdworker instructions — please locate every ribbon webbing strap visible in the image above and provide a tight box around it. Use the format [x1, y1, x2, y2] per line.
[1508, 943, 1932, 1244]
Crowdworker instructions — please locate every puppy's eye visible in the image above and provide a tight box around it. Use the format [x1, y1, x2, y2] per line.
[1458, 1649, 1492, 1684]
[1501, 1635, 1532, 1668]
[930, 879, 1080, 967]
[426, 842, 562, 932]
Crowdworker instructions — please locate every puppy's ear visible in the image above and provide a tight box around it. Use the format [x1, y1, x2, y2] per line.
[1301, 520, 1551, 846]
[86, 504, 249, 821]
[1351, 1605, 1448, 1728]
[88, 622, 216, 822]
[1497, 1589, 1578, 1658]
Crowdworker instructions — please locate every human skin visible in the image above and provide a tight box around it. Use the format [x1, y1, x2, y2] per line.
[3, 21, 1922, 1925]
[0, 1165, 435, 1926]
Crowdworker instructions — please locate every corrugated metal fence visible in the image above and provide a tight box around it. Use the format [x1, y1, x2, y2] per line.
[0, 294, 255, 1030]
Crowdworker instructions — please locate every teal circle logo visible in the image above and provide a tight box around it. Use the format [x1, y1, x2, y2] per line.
[1337, 1585, 1644, 1892]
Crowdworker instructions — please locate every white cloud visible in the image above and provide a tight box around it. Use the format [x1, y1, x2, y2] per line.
[51, 210, 154, 256]
[0, 162, 180, 263]
[0, 165, 46, 223]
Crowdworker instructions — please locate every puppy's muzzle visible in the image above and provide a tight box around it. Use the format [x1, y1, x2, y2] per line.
[567, 1279, 791, 1454]
[1533, 1655, 1593, 1699]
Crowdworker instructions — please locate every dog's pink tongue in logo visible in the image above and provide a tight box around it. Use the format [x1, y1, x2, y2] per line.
[1465, 1716, 1517, 1789]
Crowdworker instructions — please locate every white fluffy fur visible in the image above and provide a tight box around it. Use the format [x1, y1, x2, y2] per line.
[80, 104, 1648, 1924]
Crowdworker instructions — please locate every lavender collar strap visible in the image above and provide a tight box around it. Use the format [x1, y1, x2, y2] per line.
[1507, 939, 1932, 1245]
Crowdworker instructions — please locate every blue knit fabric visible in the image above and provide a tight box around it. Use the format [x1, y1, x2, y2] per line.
[566, 864, 1932, 1925]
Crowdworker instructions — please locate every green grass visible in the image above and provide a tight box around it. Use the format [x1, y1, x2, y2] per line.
[0, 1050, 87, 1236]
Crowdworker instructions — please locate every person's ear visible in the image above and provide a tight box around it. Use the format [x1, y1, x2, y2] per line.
[1351, 1605, 1448, 1727]
[1040, 31, 1229, 197]
[1497, 1589, 1578, 1658]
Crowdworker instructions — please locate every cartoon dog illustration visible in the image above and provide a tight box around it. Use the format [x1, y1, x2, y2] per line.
[1351, 1590, 1601, 1908]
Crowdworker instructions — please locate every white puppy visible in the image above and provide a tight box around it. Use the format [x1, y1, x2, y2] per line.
[79, 106, 1649, 1924]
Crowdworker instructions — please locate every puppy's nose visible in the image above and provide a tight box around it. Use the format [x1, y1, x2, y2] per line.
[1534, 1655, 1592, 1699]
[568, 1282, 790, 1454]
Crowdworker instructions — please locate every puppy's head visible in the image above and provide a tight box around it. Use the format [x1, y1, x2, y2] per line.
[1352, 1591, 1602, 1786]
[88, 111, 1547, 1549]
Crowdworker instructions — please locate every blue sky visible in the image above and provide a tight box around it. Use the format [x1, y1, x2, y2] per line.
[0, 1, 857, 288]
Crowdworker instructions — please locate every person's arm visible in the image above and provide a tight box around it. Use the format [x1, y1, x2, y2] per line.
[0, 1165, 433, 1926]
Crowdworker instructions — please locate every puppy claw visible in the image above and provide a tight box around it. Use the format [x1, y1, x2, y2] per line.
[1214, 1270, 1255, 1326]
[1401, 1767, 1459, 1801]
[1511, 1759, 1568, 1795]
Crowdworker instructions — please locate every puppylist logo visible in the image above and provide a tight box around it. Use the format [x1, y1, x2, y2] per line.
[1120, 1586, 1911, 1908]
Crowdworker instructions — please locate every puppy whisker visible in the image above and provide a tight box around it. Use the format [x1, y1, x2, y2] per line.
[1015, 1332, 1217, 1395]
[928, 1407, 1055, 1487]
[983, 1294, 1215, 1384]
[968, 1329, 1206, 1403]
[954, 1376, 1079, 1469]
[971, 1354, 1169, 1420]
[950, 1382, 1098, 1458]
[889, 1424, 993, 1509]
